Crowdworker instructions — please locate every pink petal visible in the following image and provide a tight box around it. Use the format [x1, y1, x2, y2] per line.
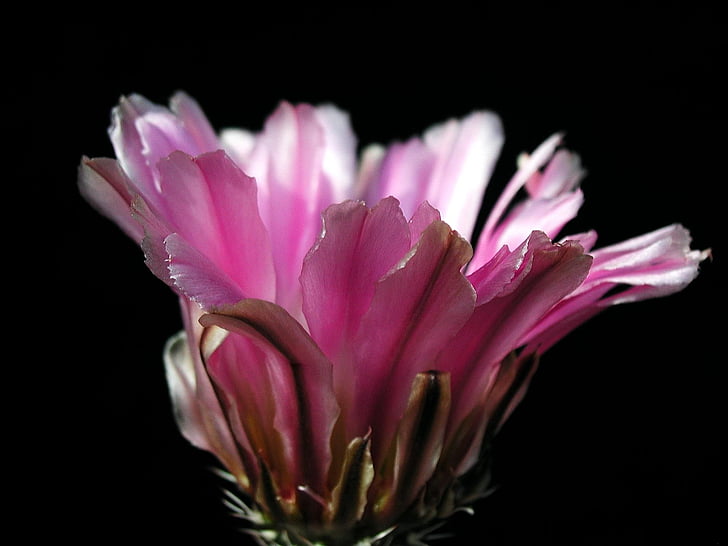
[78, 157, 143, 242]
[165, 233, 245, 309]
[525, 148, 584, 199]
[359, 111, 504, 240]
[472, 134, 585, 270]
[352, 221, 476, 460]
[169, 91, 220, 152]
[301, 198, 410, 412]
[200, 299, 340, 502]
[580, 224, 709, 305]
[109, 93, 220, 214]
[236, 102, 356, 317]
[164, 302, 255, 490]
[522, 226, 708, 352]
[442, 231, 592, 429]
[154, 150, 275, 305]
[485, 189, 585, 256]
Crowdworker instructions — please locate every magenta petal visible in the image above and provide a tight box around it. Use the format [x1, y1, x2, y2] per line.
[155, 150, 276, 304]
[165, 233, 245, 308]
[407, 201, 442, 242]
[444, 231, 592, 428]
[352, 221, 476, 459]
[301, 198, 410, 409]
[200, 300, 340, 500]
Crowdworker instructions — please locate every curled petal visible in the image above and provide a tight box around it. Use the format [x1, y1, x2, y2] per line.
[524, 224, 710, 352]
[163, 313, 253, 490]
[200, 299, 340, 503]
[372, 371, 451, 524]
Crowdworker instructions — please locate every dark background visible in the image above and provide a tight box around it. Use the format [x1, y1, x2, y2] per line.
[20, 3, 724, 544]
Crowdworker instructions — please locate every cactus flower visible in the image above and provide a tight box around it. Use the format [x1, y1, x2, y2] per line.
[78, 92, 708, 545]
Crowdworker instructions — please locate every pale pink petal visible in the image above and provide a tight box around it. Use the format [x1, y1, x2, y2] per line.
[314, 104, 358, 200]
[485, 189, 584, 255]
[525, 148, 584, 199]
[220, 128, 257, 165]
[109, 93, 220, 213]
[585, 224, 709, 305]
[235, 102, 352, 317]
[472, 133, 585, 270]
[78, 157, 143, 242]
[352, 221, 476, 460]
[359, 112, 503, 241]
[169, 91, 220, 152]
[521, 226, 708, 352]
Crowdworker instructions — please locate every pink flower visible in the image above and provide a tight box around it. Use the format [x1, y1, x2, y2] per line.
[79, 92, 708, 544]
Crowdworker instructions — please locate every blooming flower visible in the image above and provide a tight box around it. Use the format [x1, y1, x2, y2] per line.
[79, 92, 708, 545]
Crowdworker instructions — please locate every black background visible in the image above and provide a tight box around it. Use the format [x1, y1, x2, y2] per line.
[19, 3, 724, 544]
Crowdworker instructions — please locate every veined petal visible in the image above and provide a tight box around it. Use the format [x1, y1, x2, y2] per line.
[485, 189, 584, 255]
[155, 150, 276, 305]
[109, 93, 218, 211]
[523, 225, 710, 352]
[301, 198, 410, 420]
[372, 371, 451, 524]
[236, 101, 356, 317]
[359, 111, 503, 240]
[165, 233, 246, 309]
[472, 134, 585, 270]
[352, 221, 476, 460]
[443, 231, 592, 429]
[200, 299, 340, 503]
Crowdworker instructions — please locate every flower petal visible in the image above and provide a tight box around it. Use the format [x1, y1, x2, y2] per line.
[523, 224, 710, 352]
[233, 102, 357, 317]
[200, 299, 340, 502]
[78, 157, 143, 242]
[154, 150, 275, 305]
[352, 221, 476, 460]
[372, 371, 451, 524]
[164, 303, 255, 491]
[443, 231, 592, 430]
[108, 94, 218, 211]
[359, 112, 503, 240]
[472, 134, 585, 269]
[301, 198, 410, 418]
